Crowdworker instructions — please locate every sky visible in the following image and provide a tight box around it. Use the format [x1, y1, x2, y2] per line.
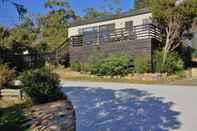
[0, 0, 133, 27]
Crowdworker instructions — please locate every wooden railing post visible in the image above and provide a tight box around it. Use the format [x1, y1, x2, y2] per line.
[70, 24, 161, 48]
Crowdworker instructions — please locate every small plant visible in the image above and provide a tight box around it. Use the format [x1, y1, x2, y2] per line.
[192, 48, 197, 58]
[134, 56, 150, 73]
[20, 66, 63, 104]
[86, 54, 134, 76]
[0, 64, 16, 88]
[153, 50, 184, 74]
[0, 103, 27, 130]
[70, 61, 82, 72]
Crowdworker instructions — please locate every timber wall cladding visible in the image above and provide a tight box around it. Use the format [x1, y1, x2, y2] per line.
[69, 38, 153, 63]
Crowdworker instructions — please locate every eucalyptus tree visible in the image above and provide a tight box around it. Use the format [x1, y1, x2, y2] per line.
[36, 0, 80, 51]
[0, 0, 27, 19]
[134, 0, 149, 10]
[149, 0, 197, 64]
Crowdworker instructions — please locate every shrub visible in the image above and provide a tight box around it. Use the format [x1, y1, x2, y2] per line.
[192, 48, 197, 58]
[134, 56, 150, 73]
[70, 61, 82, 72]
[86, 54, 134, 76]
[20, 67, 63, 104]
[153, 50, 184, 74]
[0, 64, 16, 88]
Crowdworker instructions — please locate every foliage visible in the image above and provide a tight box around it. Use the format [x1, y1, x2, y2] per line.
[84, 54, 134, 76]
[20, 67, 63, 104]
[192, 48, 197, 58]
[0, 18, 37, 49]
[36, 10, 68, 51]
[44, 0, 67, 9]
[134, 0, 149, 10]
[83, 0, 122, 19]
[0, 103, 27, 131]
[70, 61, 82, 72]
[153, 50, 184, 74]
[0, 0, 27, 20]
[0, 64, 16, 88]
[83, 8, 113, 20]
[149, 0, 197, 63]
[134, 56, 150, 73]
[0, 27, 9, 48]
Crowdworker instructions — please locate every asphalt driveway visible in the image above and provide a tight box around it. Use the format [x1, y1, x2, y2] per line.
[61, 81, 197, 131]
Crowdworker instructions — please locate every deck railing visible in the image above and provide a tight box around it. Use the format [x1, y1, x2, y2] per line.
[70, 24, 161, 47]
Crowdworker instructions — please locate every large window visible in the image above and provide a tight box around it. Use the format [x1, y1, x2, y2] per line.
[99, 24, 115, 40]
[78, 24, 115, 44]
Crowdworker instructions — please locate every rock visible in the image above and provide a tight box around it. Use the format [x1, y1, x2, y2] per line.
[24, 99, 75, 131]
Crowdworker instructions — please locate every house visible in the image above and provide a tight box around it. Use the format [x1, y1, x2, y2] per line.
[68, 8, 161, 63]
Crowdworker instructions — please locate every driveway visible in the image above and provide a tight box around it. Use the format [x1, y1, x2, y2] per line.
[61, 81, 197, 131]
[170, 77, 197, 86]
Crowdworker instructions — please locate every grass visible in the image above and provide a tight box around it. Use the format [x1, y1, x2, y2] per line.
[55, 68, 181, 85]
[0, 98, 30, 131]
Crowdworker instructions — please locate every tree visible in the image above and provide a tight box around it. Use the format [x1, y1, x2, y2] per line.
[0, 0, 27, 19]
[134, 0, 149, 10]
[83, 8, 112, 20]
[0, 27, 9, 48]
[149, 0, 197, 64]
[36, 10, 68, 51]
[0, 18, 36, 53]
[83, 0, 122, 20]
[5, 18, 36, 49]
[36, 0, 80, 51]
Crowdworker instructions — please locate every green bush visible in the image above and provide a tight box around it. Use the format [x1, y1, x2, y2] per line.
[0, 64, 16, 88]
[70, 61, 82, 72]
[0, 103, 26, 130]
[20, 67, 63, 104]
[134, 56, 150, 73]
[192, 48, 197, 58]
[86, 54, 134, 76]
[153, 50, 184, 74]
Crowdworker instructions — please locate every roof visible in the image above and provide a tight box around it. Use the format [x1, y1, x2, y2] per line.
[69, 8, 151, 27]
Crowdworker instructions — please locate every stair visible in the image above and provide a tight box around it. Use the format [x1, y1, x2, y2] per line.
[51, 39, 69, 65]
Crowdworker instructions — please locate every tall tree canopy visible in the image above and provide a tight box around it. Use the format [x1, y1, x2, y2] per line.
[0, 18, 36, 49]
[83, 0, 121, 20]
[83, 8, 113, 20]
[134, 0, 149, 10]
[35, 0, 80, 52]
[149, 0, 197, 63]
[0, 0, 27, 19]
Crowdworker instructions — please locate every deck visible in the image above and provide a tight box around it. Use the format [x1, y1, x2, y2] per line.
[69, 24, 161, 63]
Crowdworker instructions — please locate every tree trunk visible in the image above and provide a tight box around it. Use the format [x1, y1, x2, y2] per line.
[163, 26, 171, 65]
[162, 19, 182, 65]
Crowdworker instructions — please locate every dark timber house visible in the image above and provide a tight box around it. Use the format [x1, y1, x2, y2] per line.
[68, 8, 161, 65]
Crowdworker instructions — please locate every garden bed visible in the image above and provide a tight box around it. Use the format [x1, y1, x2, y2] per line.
[0, 98, 29, 131]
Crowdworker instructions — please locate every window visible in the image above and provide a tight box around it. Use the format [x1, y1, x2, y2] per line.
[99, 24, 115, 32]
[79, 26, 99, 34]
[99, 24, 115, 41]
[125, 21, 133, 30]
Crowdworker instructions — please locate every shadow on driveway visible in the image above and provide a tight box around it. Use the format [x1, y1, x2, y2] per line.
[61, 86, 181, 131]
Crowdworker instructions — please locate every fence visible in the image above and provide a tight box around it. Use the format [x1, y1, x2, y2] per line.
[70, 24, 161, 47]
[0, 89, 24, 100]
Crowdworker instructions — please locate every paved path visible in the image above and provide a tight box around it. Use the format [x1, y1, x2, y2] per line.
[61, 81, 197, 131]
